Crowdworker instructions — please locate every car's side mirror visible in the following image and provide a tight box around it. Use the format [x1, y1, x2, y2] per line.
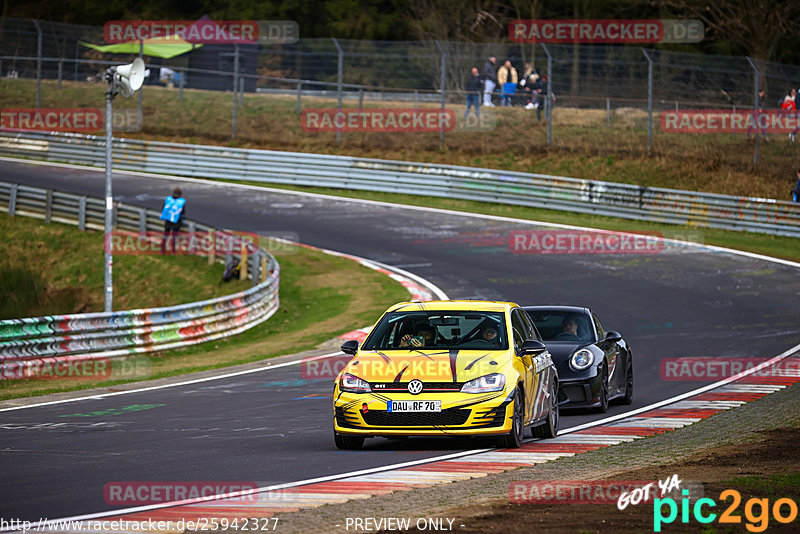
[605, 331, 622, 343]
[341, 339, 359, 355]
[521, 339, 547, 355]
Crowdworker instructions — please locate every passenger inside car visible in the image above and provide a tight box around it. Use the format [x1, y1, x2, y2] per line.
[399, 324, 436, 348]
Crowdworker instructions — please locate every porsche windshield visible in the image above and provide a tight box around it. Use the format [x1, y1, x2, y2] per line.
[362, 311, 509, 350]
[526, 310, 594, 342]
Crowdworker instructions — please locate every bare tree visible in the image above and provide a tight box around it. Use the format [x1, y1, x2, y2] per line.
[658, 0, 800, 63]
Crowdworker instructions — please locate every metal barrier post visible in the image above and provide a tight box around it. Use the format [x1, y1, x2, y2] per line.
[542, 44, 552, 147]
[138, 41, 143, 130]
[45, 190, 52, 223]
[239, 240, 248, 280]
[296, 82, 302, 114]
[104, 82, 114, 312]
[179, 69, 184, 101]
[9, 184, 18, 215]
[606, 98, 610, 128]
[58, 60, 63, 89]
[435, 40, 446, 149]
[78, 196, 86, 230]
[642, 49, 653, 154]
[332, 38, 343, 145]
[746, 56, 759, 167]
[32, 19, 42, 108]
[138, 208, 147, 234]
[232, 44, 239, 140]
[208, 229, 216, 265]
[239, 76, 244, 106]
[252, 251, 260, 287]
[358, 87, 363, 112]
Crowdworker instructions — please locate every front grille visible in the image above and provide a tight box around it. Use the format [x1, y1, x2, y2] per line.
[371, 381, 464, 393]
[362, 409, 470, 427]
[562, 383, 590, 403]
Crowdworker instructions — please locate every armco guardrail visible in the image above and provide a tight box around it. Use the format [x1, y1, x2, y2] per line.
[1, 132, 798, 237]
[0, 180, 279, 373]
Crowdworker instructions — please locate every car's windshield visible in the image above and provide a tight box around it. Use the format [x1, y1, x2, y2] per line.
[525, 310, 594, 342]
[362, 311, 509, 350]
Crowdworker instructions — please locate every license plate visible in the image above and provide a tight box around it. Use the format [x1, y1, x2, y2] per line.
[387, 400, 441, 412]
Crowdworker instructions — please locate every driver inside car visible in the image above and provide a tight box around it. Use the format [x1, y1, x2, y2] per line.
[480, 325, 502, 347]
[555, 315, 582, 341]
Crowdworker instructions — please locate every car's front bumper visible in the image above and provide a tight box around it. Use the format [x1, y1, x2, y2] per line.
[557, 375, 603, 409]
[333, 389, 514, 437]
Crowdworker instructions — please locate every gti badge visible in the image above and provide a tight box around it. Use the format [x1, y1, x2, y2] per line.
[407, 379, 424, 395]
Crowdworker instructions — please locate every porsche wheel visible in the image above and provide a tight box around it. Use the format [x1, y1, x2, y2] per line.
[596, 366, 609, 413]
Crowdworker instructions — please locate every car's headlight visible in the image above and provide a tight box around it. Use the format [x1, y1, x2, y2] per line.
[340, 373, 371, 393]
[461, 373, 506, 393]
[570, 349, 594, 371]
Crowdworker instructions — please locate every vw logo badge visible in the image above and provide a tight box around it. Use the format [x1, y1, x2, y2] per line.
[407, 379, 424, 395]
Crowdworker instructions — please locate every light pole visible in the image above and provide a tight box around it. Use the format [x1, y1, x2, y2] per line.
[103, 58, 144, 312]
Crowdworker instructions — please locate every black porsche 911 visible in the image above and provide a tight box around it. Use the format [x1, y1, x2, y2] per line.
[523, 306, 633, 412]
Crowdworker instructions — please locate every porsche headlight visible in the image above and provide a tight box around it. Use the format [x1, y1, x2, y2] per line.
[461, 373, 506, 393]
[570, 349, 594, 371]
[340, 373, 371, 393]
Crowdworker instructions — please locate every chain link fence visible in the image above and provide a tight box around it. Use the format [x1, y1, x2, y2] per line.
[2, 17, 800, 175]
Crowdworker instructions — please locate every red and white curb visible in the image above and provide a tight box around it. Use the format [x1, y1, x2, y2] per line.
[35, 348, 798, 532]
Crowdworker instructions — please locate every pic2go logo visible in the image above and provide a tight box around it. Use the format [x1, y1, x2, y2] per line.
[654, 489, 798, 532]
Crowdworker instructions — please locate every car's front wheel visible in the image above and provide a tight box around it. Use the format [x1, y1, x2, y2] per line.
[497, 387, 525, 449]
[596, 366, 609, 413]
[532, 381, 558, 439]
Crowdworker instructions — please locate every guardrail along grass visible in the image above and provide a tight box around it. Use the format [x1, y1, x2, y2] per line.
[1, 79, 797, 200]
[0, 241, 409, 400]
[0, 212, 250, 319]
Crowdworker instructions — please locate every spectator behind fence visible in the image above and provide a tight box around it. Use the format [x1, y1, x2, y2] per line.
[523, 72, 540, 110]
[497, 60, 518, 106]
[465, 67, 482, 120]
[160, 187, 187, 254]
[792, 169, 800, 203]
[482, 56, 497, 107]
[749, 89, 769, 142]
[781, 89, 797, 142]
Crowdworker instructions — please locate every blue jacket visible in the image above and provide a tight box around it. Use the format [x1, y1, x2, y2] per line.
[160, 195, 186, 223]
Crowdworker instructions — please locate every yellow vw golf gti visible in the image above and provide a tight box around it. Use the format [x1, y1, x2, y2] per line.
[333, 300, 559, 449]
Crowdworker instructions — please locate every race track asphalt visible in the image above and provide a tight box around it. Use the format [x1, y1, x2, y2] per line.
[2, 160, 799, 521]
